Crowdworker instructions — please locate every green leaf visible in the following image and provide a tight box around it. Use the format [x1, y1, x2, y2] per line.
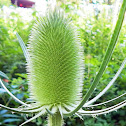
[2, 114, 20, 118]
[0, 71, 9, 79]
[0, 110, 8, 114]
[3, 118, 22, 123]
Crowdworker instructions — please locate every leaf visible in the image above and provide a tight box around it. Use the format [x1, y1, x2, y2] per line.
[0, 79, 29, 106]
[2, 114, 20, 118]
[0, 71, 9, 79]
[3, 118, 22, 123]
[19, 110, 44, 126]
[0, 110, 8, 114]
[17, 94, 24, 99]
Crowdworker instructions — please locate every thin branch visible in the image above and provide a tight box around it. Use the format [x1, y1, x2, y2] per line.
[19, 103, 42, 110]
[84, 92, 126, 108]
[19, 110, 46, 126]
[78, 100, 126, 115]
[84, 58, 126, 106]
[0, 104, 37, 114]
[75, 113, 83, 120]
[0, 103, 48, 114]
[0, 79, 29, 107]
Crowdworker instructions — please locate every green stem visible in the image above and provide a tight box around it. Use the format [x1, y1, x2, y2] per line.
[48, 112, 63, 126]
[65, 0, 126, 116]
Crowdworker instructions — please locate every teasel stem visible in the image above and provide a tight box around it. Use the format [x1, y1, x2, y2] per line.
[48, 112, 63, 126]
[65, 0, 126, 116]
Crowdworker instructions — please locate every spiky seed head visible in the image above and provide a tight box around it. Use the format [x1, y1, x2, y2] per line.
[27, 9, 84, 110]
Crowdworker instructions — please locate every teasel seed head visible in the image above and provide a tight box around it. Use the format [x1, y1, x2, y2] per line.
[27, 9, 84, 112]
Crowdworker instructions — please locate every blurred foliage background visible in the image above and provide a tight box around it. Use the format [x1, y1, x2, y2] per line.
[0, 0, 126, 126]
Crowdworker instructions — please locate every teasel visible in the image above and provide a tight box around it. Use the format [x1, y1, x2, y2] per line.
[0, 1, 126, 126]
[27, 9, 84, 108]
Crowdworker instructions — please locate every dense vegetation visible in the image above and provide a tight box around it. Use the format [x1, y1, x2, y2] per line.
[0, 1, 126, 126]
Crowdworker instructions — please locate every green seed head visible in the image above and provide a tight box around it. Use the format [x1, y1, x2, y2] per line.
[27, 9, 84, 109]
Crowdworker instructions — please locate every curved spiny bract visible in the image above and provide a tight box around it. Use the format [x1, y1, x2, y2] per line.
[27, 9, 84, 109]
